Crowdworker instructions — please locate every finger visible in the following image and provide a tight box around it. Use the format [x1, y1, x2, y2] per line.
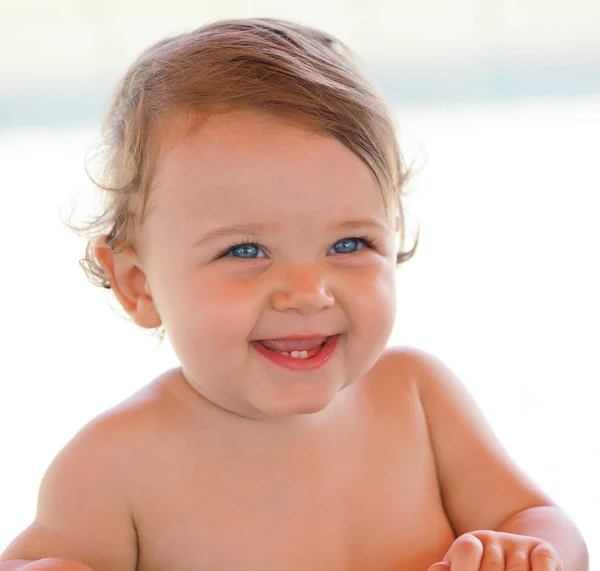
[479, 541, 505, 571]
[21, 559, 94, 571]
[444, 534, 484, 571]
[530, 542, 561, 571]
[505, 549, 531, 571]
[427, 563, 451, 571]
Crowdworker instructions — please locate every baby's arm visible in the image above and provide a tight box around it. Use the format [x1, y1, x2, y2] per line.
[407, 348, 589, 570]
[0, 413, 138, 571]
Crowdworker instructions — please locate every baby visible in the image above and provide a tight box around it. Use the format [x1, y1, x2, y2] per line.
[0, 18, 589, 571]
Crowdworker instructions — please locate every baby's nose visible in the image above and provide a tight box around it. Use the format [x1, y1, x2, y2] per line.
[269, 267, 335, 314]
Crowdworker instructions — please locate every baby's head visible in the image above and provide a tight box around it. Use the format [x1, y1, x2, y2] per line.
[79, 18, 417, 420]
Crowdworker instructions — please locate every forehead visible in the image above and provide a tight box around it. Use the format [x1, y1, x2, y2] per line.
[147, 110, 388, 229]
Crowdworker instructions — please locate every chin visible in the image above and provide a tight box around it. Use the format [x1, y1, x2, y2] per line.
[254, 386, 340, 419]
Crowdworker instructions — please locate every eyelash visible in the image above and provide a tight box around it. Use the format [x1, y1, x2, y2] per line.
[218, 235, 378, 259]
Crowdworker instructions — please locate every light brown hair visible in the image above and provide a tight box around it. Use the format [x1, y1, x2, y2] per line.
[73, 17, 417, 289]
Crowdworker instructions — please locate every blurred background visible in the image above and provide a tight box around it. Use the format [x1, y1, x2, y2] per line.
[1, 0, 599, 564]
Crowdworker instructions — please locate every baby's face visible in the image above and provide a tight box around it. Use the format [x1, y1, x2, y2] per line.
[137, 110, 398, 420]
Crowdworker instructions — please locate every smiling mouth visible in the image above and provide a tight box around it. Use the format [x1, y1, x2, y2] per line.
[256, 340, 328, 359]
[251, 335, 340, 370]
[254, 336, 330, 355]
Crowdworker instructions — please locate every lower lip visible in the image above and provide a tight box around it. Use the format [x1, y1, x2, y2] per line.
[251, 335, 340, 371]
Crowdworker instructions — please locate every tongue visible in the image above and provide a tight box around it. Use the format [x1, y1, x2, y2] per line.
[259, 337, 327, 352]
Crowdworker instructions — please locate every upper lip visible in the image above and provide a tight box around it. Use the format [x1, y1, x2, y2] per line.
[254, 333, 337, 341]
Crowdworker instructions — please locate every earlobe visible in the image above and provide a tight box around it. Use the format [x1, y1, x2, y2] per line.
[94, 236, 162, 329]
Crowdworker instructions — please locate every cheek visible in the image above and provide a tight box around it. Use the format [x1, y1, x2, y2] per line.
[378, 266, 397, 314]
[350, 267, 397, 345]
[200, 273, 263, 312]
[161, 269, 261, 335]
[154, 271, 263, 375]
[351, 264, 396, 313]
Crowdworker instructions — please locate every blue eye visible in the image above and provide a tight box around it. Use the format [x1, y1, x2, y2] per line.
[330, 237, 366, 254]
[221, 236, 376, 259]
[229, 243, 265, 259]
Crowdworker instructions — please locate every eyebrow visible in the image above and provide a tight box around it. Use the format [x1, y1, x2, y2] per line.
[193, 217, 391, 247]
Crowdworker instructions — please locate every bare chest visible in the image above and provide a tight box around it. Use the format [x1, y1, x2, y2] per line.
[130, 374, 456, 570]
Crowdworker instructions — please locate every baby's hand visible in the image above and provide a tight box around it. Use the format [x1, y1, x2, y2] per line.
[18, 559, 94, 571]
[427, 530, 563, 571]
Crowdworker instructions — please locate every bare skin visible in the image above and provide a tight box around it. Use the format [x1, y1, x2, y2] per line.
[2, 349, 456, 571]
[128, 351, 455, 570]
[0, 347, 554, 571]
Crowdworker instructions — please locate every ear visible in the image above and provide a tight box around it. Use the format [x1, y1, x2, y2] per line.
[94, 236, 162, 329]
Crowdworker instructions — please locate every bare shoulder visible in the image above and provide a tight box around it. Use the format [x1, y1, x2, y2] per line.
[0, 370, 178, 570]
[373, 345, 448, 377]
[347, 346, 438, 425]
[362, 345, 438, 396]
[376, 346, 556, 536]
